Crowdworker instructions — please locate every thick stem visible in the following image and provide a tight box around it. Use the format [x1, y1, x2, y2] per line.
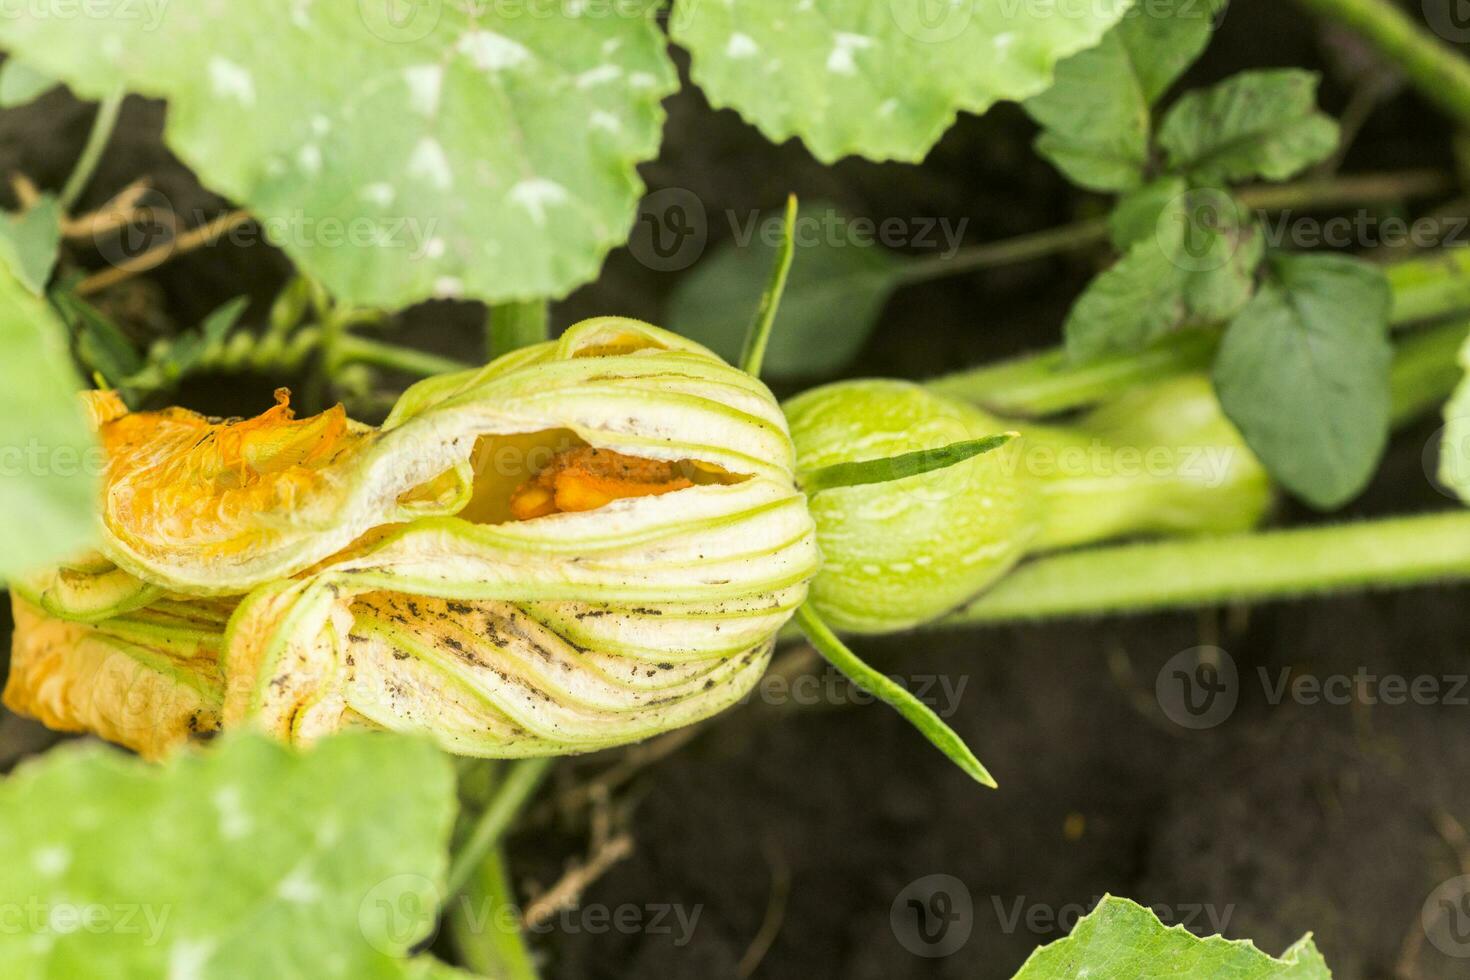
[1292, 0, 1470, 128]
[447, 758, 552, 899]
[488, 301, 549, 359]
[1390, 317, 1470, 426]
[940, 511, 1470, 625]
[58, 90, 124, 212]
[448, 845, 541, 980]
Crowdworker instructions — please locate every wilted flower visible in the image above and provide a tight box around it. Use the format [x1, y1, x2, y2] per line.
[6, 319, 820, 758]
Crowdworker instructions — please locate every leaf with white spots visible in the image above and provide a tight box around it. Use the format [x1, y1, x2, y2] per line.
[670, 0, 1131, 162]
[1013, 895, 1332, 978]
[0, 3, 676, 307]
[0, 732, 459, 978]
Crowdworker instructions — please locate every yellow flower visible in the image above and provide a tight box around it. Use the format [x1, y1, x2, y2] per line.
[7, 319, 820, 758]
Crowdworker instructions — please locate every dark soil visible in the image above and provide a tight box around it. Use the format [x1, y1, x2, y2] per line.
[4, 2, 1469, 978]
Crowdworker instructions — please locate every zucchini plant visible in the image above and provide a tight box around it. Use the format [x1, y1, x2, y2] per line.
[0, 0, 1468, 977]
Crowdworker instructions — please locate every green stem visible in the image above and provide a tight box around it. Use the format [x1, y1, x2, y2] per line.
[1390, 317, 1470, 426]
[447, 758, 552, 899]
[941, 511, 1470, 625]
[1292, 0, 1470, 128]
[58, 90, 124, 212]
[931, 250, 1470, 417]
[335, 334, 473, 377]
[893, 171, 1449, 288]
[489, 301, 549, 359]
[448, 845, 541, 980]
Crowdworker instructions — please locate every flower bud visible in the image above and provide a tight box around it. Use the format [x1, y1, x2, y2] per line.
[785, 375, 1271, 634]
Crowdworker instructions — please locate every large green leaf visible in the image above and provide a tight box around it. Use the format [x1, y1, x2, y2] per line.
[0, 58, 57, 107]
[1158, 69, 1339, 184]
[1025, 0, 1224, 191]
[1215, 253, 1392, 509]
[670, 0, 1132, 163]
[667, 204, 905, 377]
[0, 732, 459, 978]
[0, 3, 676, 308]
[0, 264, 98, 577]
[1012, 895, 1332, 978]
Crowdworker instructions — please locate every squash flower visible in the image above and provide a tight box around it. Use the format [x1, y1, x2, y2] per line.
[6, 319, 820, 759]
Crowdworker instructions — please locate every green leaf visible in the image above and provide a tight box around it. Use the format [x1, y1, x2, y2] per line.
[738, 194, 797, 379]
[794, 604, 996, 788]
[1069, 187, 1262, 361]
[0, 58, 58, 107]
[0, 265, 98, 576]
[668, 204, 905, 378]
[53, 288, 145, 389]
[1012, 895, 1332, 979]
[0, 194, 61, 295]
[0, 732, 458, 978]
[1065, 235, 1189, 362]
[670, 0, 1130, 163]
[1215, 253, 1393, 509]
[802, 434, 1015, 494]
[1158, 69, 1340, 184]
[0, 4, 676, 308]
[1025, 0, 1224, 192]
[1439, 332, 1470, 501]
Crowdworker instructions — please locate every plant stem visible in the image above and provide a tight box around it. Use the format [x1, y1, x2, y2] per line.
[740, 194, 797, 378]
[448, 845, 541, 980]
[447, 758, 552, 899]
[1390, 317, 1469, 426]
[931, 250, 1470, 417]
[1292, 0, 1470, 129]
[940, 511, 1470, 625]
[58, 90, 124, 212]
[335, 334, 473, 377]
[488, 301, 549, 359]
[893, 170, 1450, 287]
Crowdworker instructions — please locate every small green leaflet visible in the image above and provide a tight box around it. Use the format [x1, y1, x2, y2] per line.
[1159, 70, 1340, 184]
[794, 604, 996, 788]
[0, 732, 461, 979]
[802, 434, 1015, 494]
[1012, 895, 1332, 979]
[1067, 182, 1261, 361]
[1439, 331, 1470, 501]
[0, 194, 61, 295]
[0, 2, 676, 309]
[0, 264, 98, 577]
[670, 0, 1130, 163]
[1215, 253, 1393, 509]
[668, 203, 906, 378]
[1025, 0, 1226, 192]
[738, 194, 798, 379]
[53, 287, 145, 390]
[0, 58, 57, 107]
